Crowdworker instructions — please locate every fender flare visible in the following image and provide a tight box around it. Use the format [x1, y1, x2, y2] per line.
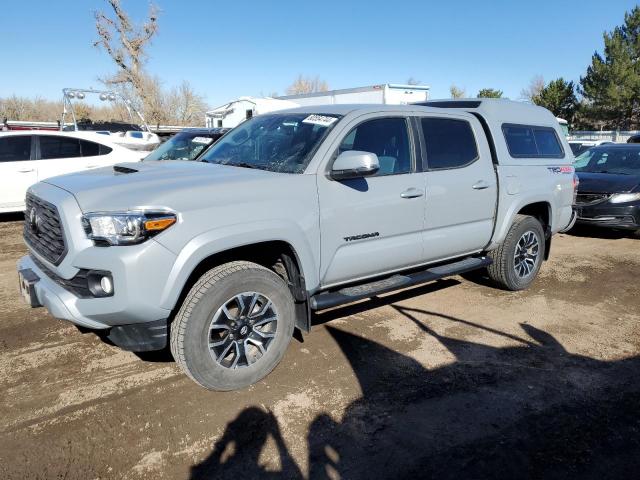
[157, 220, 318, 311]
[488, 196, 553, 249]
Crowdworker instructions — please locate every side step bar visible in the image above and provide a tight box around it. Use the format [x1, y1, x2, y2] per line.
[310, 256, 492, 311]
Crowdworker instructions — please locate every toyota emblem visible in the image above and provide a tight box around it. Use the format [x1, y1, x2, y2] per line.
[28, 208, 40, 234]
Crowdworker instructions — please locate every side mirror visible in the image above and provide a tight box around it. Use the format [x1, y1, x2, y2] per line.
[330, 151, 380, 180]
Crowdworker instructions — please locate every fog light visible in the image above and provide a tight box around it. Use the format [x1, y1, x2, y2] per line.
[86, 271, 114, 297]
[100, 276, 113, 295]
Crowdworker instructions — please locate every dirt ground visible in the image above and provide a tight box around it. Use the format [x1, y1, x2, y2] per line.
[0, 215, 639, 480]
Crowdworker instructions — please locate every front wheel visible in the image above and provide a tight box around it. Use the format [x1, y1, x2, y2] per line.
[170, 261, 295, 390]
[487, 214, 545, 291]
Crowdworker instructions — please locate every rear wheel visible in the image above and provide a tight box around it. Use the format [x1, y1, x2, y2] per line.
[487, 215, 545, 291]
[170, 261, 295, 390]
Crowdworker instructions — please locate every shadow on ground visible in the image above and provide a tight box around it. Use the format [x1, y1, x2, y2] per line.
[189, 305, 640, 479]
[568, 224, 639, 240]
[0, 212, 24, 223]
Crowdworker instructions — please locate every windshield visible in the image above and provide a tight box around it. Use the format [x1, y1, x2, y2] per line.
[574, 146, 640, 175]
[145, 131, 226, 161]
[200, 113, 341, 173]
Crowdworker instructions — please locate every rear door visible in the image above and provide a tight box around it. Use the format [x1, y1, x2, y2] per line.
[0, 135, 37, 210]
[417, 115, 497, 261]
[35, 135, 88, 180]
[317, 114, 427, 287]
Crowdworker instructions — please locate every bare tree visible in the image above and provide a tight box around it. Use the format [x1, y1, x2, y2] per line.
[450, 85, 466, 99]
[166, 81, 209, 125]
[286, 75, 329, 95]
[406, 77, 421, 85]
[0, 94, 156, 123]
[520, 75, 545, 102]
[0, 95, 32, 120]
[93, 0, 159, 106]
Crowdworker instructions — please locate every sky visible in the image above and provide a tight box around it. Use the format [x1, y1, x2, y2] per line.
[1, 0, 638, 108]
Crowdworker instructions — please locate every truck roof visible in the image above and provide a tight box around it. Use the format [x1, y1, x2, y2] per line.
[416, 98, 559, 127]
[275, 99, 559, 127]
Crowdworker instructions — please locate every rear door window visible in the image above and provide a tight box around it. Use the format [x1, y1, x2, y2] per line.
[503, 124, 564, 158]
[420, 118, 478, 169]
[39, 136, 81, 159]
[0, 136, 32, 162]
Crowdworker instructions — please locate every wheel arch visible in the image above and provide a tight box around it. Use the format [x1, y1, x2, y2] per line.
[162, 238, 313, 333]
[490, 197, 554, 259]
[517, 201, 552, 260]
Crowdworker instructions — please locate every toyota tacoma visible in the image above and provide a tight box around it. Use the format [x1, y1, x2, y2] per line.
[18, 99, 576, 390]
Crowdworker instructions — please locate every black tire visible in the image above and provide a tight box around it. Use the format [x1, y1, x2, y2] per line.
[170, 261, 295, 391]
[487, 215, 545, 291]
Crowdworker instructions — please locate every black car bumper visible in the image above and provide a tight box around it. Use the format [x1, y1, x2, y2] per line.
[575, 203, 640, 230]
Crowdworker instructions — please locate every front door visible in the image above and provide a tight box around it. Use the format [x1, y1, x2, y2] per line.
[0, 135, 37, 210]
[317, 116, 426, 287]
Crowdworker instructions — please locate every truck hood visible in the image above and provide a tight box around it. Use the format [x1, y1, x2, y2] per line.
[43, 161, 286, 212]
[576, 172, 640, 194]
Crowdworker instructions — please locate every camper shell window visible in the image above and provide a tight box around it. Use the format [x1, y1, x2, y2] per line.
[502, 124, 564, 159]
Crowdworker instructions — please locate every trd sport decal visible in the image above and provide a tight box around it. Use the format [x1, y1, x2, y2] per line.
[343, 232, 380, 242]
[547, 166, 574, 174]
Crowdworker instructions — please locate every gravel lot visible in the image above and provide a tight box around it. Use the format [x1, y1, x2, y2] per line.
[1, 215, 639, 480]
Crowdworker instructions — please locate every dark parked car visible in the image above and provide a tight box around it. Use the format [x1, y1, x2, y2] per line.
[628, 134, 640, 144]
[574, 144, 640, 232]
[144, 128, 229, 162]
[568, 140, 613, 156]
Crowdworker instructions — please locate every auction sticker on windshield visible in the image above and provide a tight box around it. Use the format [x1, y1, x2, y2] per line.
[192, 137, 214, 145]
[302, 115, 338, 127]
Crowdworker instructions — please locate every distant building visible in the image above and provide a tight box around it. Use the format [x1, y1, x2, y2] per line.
[205, 84, 430, 129]
[205, 97, 299, 128]
[277, 83, 430, 106]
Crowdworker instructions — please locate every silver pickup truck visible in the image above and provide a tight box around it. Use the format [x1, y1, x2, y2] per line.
[17, 99, 576, 390]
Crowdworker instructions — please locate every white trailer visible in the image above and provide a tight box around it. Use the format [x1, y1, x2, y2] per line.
[205, 97, 299, 128]
[276, 83, 430, 106]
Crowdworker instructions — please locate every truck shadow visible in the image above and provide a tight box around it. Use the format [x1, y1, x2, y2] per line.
[189, 307, 640, 479]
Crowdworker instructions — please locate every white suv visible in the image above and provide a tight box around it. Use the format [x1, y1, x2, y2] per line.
[0, 130, 140, 212]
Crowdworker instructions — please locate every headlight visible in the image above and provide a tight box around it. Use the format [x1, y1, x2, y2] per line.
[609, 193, 640, 204]
[82, 211, 177, 245]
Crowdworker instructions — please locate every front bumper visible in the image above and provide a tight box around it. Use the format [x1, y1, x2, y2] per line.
[18, 256, 103, 328]
[18, 256, 170, 351]
[18, 238, 176, 329]
[575, 202, 640, 230]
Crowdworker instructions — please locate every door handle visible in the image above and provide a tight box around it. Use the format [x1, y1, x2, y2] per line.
[472, 180, 491, 190]
[18, 169, 35, 173]
[86, 165, 98, 168]
[400, 188, 425, 199]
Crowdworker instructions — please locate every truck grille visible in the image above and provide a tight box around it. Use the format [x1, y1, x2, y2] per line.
[575, 193, 611, 206]
[23, 193, 67, 265]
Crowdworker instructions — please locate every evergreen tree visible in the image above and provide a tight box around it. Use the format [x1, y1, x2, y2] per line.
[477, 88, 503, 98]
[532, 78, 578, 124]
[580, 6, 640, 129]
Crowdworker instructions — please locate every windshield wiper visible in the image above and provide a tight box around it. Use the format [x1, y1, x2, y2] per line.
[222, 161, 267, 170]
